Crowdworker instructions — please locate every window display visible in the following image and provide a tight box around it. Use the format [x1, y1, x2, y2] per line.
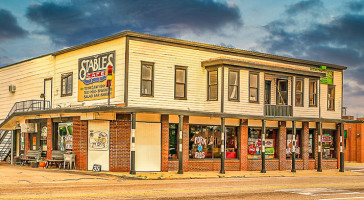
[248, 128, 277, 159]
[58, 122, 73, 151]
[189, 125, 238, 159]
[286, 129, 302, 158]
[322, 130, 336, 159]
[309, 129, 315, 158]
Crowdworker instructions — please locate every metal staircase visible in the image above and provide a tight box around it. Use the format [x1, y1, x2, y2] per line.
[0, 130, 12, 161]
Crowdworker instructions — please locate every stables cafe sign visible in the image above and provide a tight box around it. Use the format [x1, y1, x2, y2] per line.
[78, 51, 115, 101]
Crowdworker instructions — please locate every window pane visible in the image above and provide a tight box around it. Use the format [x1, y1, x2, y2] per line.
[169, 124, 178, 159]
[209, 85, 218, 100]
[296, 80, 302, 92]
[250, 74, 258, 88]
[309, 94, 316, 105]
[295, 94, 302, 106]
[141, 80, 152, 95]
[229, 86, 238, 99]
[142, 65, 152, 80]
[278, 80, 287, 92]
[209, 71, 218, 85]
[229, 71, 238, 86]
[176, 69, 185, 83]
[175, 83, 185, 98]
[286, 130, 302, 159]
[250, 88, 257, 101]
[310, 81, 316, 93]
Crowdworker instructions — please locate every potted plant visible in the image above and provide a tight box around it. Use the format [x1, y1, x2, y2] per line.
[38, 158, 46, 168]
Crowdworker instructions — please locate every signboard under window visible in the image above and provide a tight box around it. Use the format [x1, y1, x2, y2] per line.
[78, 51, 115, 101]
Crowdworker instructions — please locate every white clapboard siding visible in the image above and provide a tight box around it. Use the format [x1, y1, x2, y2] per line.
[293, 77, 320, 118]
[0, 55, 54, 122]
[53, 38, 125, 108]
[320, 70, 342, 119]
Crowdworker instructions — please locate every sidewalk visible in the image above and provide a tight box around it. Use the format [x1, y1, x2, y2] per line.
[2, 162, 363, 180]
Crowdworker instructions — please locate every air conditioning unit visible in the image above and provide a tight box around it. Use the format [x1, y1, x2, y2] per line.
[9, 85, 16, 93]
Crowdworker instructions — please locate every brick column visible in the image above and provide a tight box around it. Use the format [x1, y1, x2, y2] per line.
[279, 121, 287, 170]
[302, 122, 309, 170]
[109, 114, 131, 172]
[336, 123, 341, 169]
[73, 117, 88, 170]
[46, 118, 53, 159]
[182, 116, 189, 171]
[240, 119, 248, 171]
[161, 115, 169, 172]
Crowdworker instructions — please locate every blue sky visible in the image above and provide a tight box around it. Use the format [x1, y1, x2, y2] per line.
[0, 0, 364, 116]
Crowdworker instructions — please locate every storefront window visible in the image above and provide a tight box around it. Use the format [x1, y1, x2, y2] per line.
[322, 130, 336, 159]
[248, 128, 278, 159]
[286, 129, 302, 158]
[309, 129, 315, 158]
[226, 127, 238, 159]
[169, 124, 178, 159]
[57, 122, 73, 151]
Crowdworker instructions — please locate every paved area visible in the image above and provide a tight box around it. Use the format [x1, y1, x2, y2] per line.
[1, 163, 364, 199]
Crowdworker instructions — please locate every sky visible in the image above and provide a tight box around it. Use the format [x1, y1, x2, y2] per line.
[0, 0, 364, 117]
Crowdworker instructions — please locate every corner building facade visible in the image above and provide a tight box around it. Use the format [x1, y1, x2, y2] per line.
[0, 31, 346, 172]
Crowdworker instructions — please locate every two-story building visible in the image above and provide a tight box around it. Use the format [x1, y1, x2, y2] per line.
[0, 31, 346, 172]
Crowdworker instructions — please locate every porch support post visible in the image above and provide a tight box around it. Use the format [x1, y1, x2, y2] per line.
[11, 131, 14, 165]
[261, 119, 266, 173]
[130, 112, 136, 175]
[178, 115, 184, 174]
[291, 121, 296, 172]
[317, 122, 322, 172]
[220, 117, 226, 174]
[339, 123, 345, 172]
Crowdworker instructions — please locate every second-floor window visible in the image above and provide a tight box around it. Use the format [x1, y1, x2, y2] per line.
[61, 72, 73, 97]
[208, 70, 218, 100]
[309, 79, 317, 107]
[175, 66, 187, 99]
[295, 79, 303, 107]
[228, 69, 239, 101]
[328, 85, 335, 110]
[141, 62, 154, 96]
[249, 72, 259, 103]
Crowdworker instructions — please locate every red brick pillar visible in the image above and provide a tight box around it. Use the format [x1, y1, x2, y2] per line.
[240, 119, 248, 171]
[73, 117, 88, 170]
[279, 121, 287, 170]
[109, 114, 131, 172]
[161, 115, 169, 172]
[182, 116, 189, 171]
[302, 122, 309, 170]
[46, 118, 53, 159]
[336, 124, 341, 169]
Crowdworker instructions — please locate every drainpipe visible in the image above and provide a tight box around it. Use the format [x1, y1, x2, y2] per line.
[261, 119, 266, 173]
[130, 113, 136, 175]
[178, 115, 184, 174]
[11, 131, 14, 165]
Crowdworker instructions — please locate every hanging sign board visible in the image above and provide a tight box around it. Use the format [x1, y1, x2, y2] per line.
[78, 51, 115, 101]
[310, 66, 333, 84]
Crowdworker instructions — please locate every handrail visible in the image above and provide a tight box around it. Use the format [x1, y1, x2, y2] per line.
[6, 100, 51, 119]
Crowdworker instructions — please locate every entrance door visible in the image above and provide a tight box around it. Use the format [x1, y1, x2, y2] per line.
[135, 122, 161, 171]
[44, 78, 52, 109]
[265, 80, 271, 104]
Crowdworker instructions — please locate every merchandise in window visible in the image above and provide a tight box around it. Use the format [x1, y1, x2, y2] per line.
[61, 72, 73, 97]
[248, 128, 278, 159]
[249, 73, 259, 102]
[309, 80, 317, 106]
[57, 122, 73, 151]
[169, 124, 178, 159]
[322, 130, 336, 159]
[309, 129, 316, 158]
[141, 62, 154, 96]
[286, 129, 302, 159]
[226, 127, 238, 159]
[208, 70, 218, 100]
[228, 70, 239, 101]
[295, 79, 303, 106]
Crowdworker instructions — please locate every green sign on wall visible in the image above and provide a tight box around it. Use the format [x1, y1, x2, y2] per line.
[310, 66, 333, 84]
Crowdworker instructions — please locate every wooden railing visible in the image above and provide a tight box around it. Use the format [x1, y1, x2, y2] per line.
[265, 104, 292, 117]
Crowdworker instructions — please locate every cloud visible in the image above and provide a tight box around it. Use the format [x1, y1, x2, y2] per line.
[346, 0, 364, 12]
[25, 0, 242, 46]
[258, 0, 364, 115]
[0, 9, 28, 41]
[285, 0, 324, 16]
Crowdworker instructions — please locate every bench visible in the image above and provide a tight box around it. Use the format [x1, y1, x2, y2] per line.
[20, 150, 41, 166]
[46, 150, 64, 169]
